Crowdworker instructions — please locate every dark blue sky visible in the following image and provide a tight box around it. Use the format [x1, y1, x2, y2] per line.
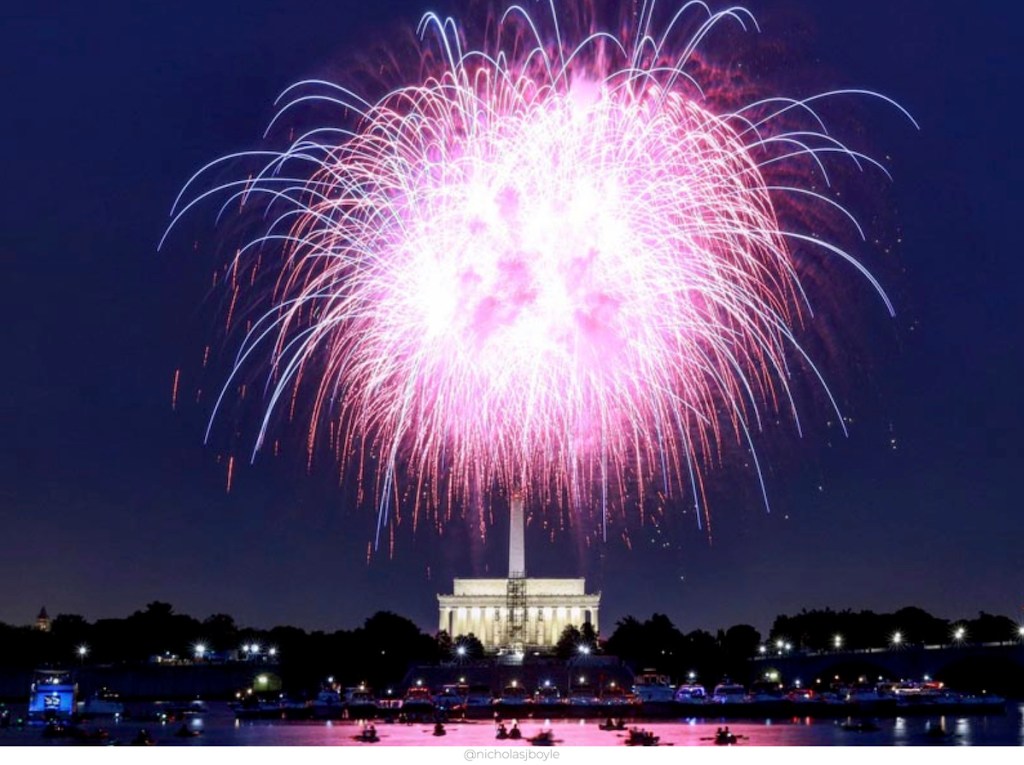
[2, 0, 1022, 635]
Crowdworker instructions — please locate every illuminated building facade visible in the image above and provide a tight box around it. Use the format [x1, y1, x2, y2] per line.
[437, 493, 600, 652]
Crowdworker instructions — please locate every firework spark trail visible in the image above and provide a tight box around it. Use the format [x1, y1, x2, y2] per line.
[165, 1, 915, 546]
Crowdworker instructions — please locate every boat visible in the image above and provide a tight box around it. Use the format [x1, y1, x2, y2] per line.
[495, 682, 531, 708]
[311, 688, 344, 719]
[528, 729, 558, 746]
[786, 687, 818, 704]
[533, 685, 564, 707]
[28, 669, 78, 721]
[345, 685, 379, 717]
[632, 670, 676, 704]
[674, 683, 708, 704]
[567, 683, 599, 706]
[354, 724, 379, 743]
[713, 727, 741, 745]
[231, 693, 284, 720]
[434, 683, 469, 713]
[402, 685, 435, 715]
[625, 727, 660, 746]
[79, 687, 124, 718]
[710, 682, 747, 704]
[747, 681, 785, 703]
[600, 684, 639, 707]
[466, 684, 494, 709]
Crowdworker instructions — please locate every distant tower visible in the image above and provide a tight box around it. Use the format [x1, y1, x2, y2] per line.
[509, 490, 525, 578]
[505, 490, 527, 653]
[35, 607, 51, 632]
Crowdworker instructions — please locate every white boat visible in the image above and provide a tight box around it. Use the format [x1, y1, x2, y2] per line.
[711, 683, 747, 704]
[674, 683, 707, 704]
[633, 671, 676, 703]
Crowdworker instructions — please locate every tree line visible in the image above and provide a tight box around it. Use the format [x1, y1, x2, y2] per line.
[1, 602, 1017, 692]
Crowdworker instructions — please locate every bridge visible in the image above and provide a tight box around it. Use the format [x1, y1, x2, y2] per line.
[752, 641, 1024, 694]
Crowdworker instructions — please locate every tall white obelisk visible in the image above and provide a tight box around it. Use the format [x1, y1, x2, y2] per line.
[509, 489, 525, 578]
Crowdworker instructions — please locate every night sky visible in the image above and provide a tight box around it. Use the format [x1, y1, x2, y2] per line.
[3, 0, 1022, 636]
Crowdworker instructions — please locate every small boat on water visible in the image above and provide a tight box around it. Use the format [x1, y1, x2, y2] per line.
[625, 727, 660, 746]
[713, 727, 741, 746]
[528, 729, 557, 746]
[354, 724, 379, 743]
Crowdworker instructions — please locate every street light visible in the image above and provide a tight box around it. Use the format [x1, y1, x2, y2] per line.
[758, 645, 767, 655]
[891, 631, 902, 646]
[77, 645, 89, 664]
[268, 647, 278, 658]
[1017, 626, 1024, 639]
[833, 634, 843, 650]
[687, 671, 696, 681]
[194, 643, 207, 660]
[578, 644, 591, 656]
[953, 626, 966, 643]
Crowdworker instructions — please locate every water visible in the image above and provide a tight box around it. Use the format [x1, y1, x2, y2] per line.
[2, 703, 1022, 746]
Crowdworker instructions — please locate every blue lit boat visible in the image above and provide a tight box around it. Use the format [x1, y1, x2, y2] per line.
[28, 669, 78, 721]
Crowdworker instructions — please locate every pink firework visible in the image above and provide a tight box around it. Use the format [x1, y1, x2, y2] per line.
[167, 2, 914, 542]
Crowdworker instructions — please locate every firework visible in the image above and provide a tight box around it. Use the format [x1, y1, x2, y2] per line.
[166, 1, 914, 542]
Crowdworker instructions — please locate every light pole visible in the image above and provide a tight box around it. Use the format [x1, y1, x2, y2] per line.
[76, 645, 89, 665]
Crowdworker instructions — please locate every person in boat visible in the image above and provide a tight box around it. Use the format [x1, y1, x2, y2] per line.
[433, 722, 446, 736]
[509, 722, 522, 740]
[496, 723, 509, 739]
[715, 726, 737, 745]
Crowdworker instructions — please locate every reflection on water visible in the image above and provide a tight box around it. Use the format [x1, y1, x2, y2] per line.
[1, 703, 1021, 746]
